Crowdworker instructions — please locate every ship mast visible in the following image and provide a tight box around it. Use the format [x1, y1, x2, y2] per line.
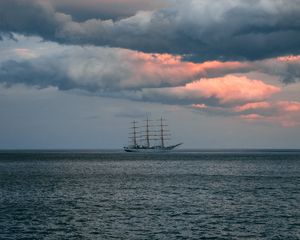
[124, 117, 182, 152]
[130, 120, 138, 146]
[160, 117, 165, 148]
[146, 117, 150, 148]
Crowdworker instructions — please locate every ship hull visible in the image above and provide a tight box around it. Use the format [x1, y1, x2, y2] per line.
[124, 143, 182, 153]
[124, 148, 170, 153]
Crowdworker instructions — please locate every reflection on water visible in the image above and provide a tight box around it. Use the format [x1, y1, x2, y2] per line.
[0, 151, 300, 239]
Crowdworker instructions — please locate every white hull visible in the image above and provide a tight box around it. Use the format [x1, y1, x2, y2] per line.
[124, 143, 182, 153]
[124, 148, 170, 153]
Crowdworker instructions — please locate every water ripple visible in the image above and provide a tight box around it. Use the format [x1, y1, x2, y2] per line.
[0, 151, 300, 239]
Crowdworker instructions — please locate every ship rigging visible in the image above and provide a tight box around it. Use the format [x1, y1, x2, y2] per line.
[124, 117, 182, 152]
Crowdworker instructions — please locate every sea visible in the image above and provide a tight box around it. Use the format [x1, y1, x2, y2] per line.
[0, 150, 299, 239]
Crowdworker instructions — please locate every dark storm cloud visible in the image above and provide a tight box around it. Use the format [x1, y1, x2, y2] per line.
[52, 0, 169, 21]
[1, 0, 300, 61]
[0, 0, 60, 41]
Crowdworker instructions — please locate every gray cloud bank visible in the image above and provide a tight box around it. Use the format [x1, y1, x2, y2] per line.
[52, 0, 169, 21]
[1, 42, 299, 107]
[1, 0, 300, 61]
[0, 45, 247, 91]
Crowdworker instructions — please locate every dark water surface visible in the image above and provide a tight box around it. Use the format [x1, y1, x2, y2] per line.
[0, 150, 300, 239]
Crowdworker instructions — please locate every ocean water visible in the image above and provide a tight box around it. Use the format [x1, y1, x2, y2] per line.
[0, 150, 299, 239]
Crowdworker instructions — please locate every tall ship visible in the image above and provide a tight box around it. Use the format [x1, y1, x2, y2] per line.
[124, 117, 182, 152]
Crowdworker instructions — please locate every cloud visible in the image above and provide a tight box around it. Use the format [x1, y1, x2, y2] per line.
[240, 114, 263, 120]
[51, 0, 170, 21]
[275, 102, 300, 126]
[136, 75, 281, 106]
[247, 55, 300, 84]
[0, 43, 251, 91]
[233, 100, 300, 127]
[191, 103, 207, 109]
[234, 102, 272, 112]
[1, 35, 299, 128]
[190, 99, 300, 127]
[1, 0, 300, 61]
[14, 48, 38, 59]
[277, 101, 300, 112]
[233, 100, 300, 115]
[185, 76, 280, 104]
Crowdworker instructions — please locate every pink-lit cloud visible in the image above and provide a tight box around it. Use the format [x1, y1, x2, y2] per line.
[240, 114, 263, 120]
[236, 100, 300, 127]
[183, 75, 280, 104]
[1, 35, 300, 128]
[277, 101, 300, 112]
[191, 103, 207, 109]
[139, 75, 281, 108]
[234, 102, 272, 112]
[277, 55, 300, 63]
[124, 52, 250, 88]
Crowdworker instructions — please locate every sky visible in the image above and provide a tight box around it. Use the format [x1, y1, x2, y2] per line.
[1, 0, 300, 149]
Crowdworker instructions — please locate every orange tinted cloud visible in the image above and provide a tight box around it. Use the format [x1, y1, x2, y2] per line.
[277, 55, 300, 62]
[277, 101, 300, 112]
[240, 114, 263, 120]
[234, 101, 271, 112]
[191, 103, 207, 109]
[125, 52, 249, 87]
[143, 75, 281, 110]
[184, 75, 280, 103]
[239, 114, 299, 127]
[236, 101, 300, 127]
[124, 53, 299, 128]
